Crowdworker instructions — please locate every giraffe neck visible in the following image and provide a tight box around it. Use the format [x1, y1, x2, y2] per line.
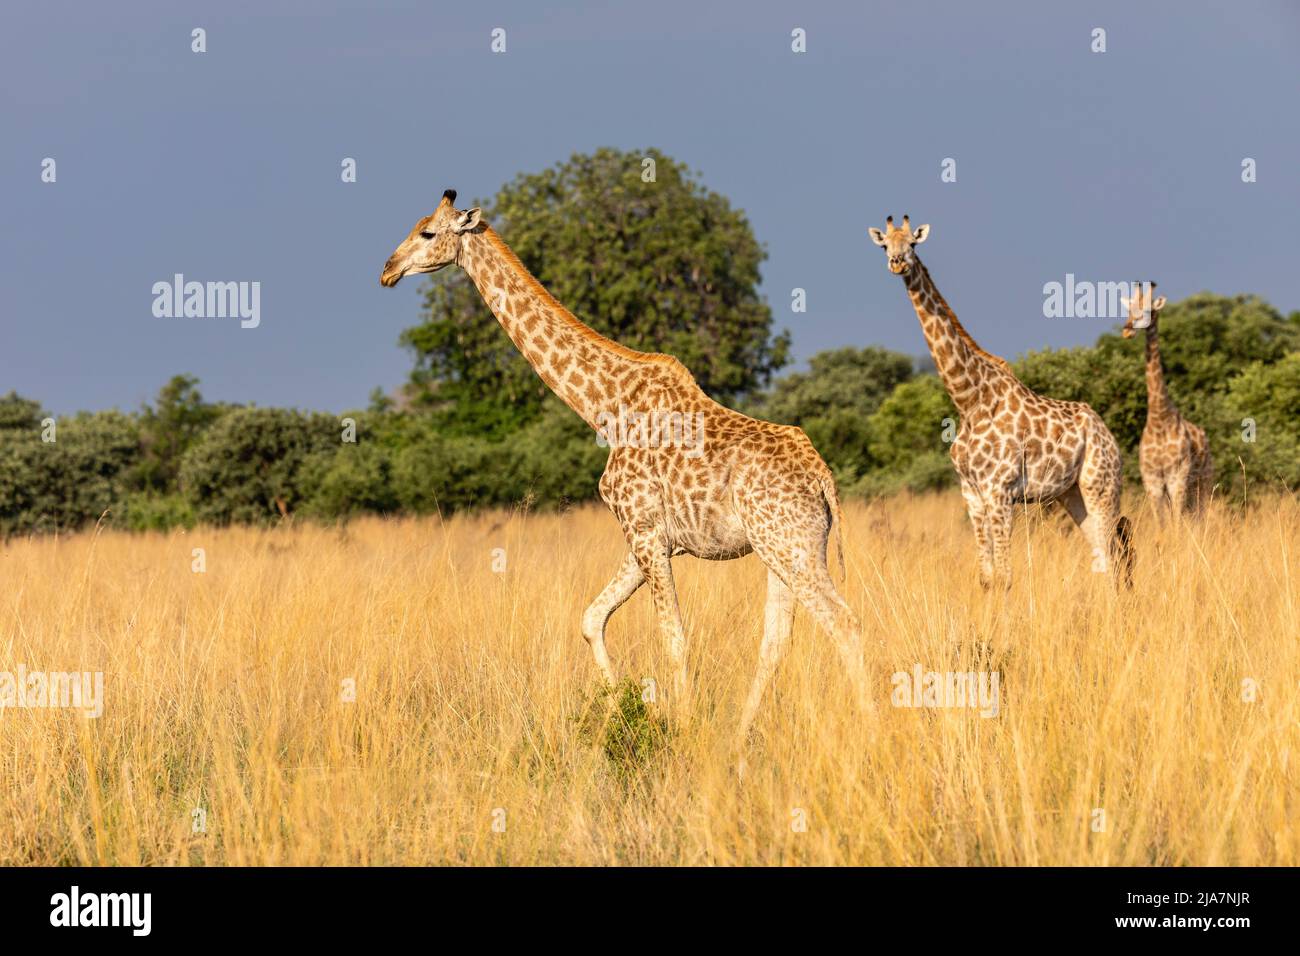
[902, 257, 1010, 417]
[1143, 321, 1173, 417]
[457, 227, 669, 430]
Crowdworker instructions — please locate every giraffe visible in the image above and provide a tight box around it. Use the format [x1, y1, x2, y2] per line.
[1120, 282, 1213, 519]
[867, 216, 1133, 589]
[381, 190, 870, 747]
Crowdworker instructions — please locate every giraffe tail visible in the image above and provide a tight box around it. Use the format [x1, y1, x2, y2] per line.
[819, 473, 847, 584]
[1114, 515, 1134, 590]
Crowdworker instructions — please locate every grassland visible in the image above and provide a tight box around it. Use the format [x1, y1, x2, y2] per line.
[1, 491, 1296, 865]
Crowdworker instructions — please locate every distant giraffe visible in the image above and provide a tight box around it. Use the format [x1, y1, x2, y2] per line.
[868, 216, 1133, 588]
[382, 190, 870, 748]
[1121, 282, 1212, 519]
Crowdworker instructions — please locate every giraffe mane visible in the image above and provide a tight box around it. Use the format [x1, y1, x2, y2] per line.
[481, 226, 691, 376]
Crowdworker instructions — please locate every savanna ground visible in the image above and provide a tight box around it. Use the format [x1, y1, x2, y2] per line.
[1, 490, 1297, 866]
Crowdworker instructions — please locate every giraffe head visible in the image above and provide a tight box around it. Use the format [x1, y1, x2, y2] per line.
[379, 190, 484, 287]
[1120, 281, 1166, 338]
[867, 215, 931, 274]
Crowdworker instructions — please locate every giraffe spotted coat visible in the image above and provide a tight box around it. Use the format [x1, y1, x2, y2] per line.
[1121, 283, 1212, 518]
[382, 191, 869, 750]
[868, 216, 1133, 589]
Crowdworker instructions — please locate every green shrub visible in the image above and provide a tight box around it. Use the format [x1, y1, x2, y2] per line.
[1227, 353, 1300, 491]
[0, 411, 140, 536]
[575, 679, 672, 782]
[301, 442, 400, 520]
[116, 492, 196, 532]
[179, 407, 338, 525]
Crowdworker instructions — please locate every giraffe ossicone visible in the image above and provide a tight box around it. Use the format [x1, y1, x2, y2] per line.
[382, 190, 873, 752]
[868, 215, 1134, 589]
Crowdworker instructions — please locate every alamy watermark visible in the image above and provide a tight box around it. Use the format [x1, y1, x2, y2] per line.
[152, 274, 260, 328]
[1043, 277, 1153, 320]
[50, 886, 150, 936]
[595, 405, 706, 458]
[0, 665, 104, 718]
[891, 663, 1000, 718]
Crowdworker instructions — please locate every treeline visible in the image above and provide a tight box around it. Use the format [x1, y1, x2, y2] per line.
[4, 150, 1298, 535]
[0, 381, 605, 534]
[2, 290, 1296, 536]
[760, 291, 1300, 499]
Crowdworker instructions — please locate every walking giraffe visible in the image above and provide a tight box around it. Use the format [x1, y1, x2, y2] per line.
[867, 216, 1133, 589]
[381, 190, 870, 746]
[1120, 282, 1213, 519]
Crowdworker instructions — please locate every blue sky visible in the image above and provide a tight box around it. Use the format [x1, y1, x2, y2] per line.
[3, 0, 1298, 415]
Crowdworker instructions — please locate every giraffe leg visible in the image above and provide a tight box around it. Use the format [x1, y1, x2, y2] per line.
[787, 565, 870, 713]
[733, 482, 871, 719]
[1168, 474, 1189, 519]
[1187, 468, 1204, 515]
[1059, 483, 1088, 528]
[1066, 481, 1103, 565]
[1076, 499, 1112, 572]
[580, 552, 645, 686]
[1146, 489, 1165, 526]
[627, 527, 689, 707]
[1141, 460, 1166, 524]
[1194, 463, 1213, 514]
[984, 497, 1014, 591]
[734, 567, 796, 748]
[973, 519, 995, 590]
[960, 478, 996, 589]
[1077, 467, 1130, 586]
[1061, 482, 1129, 586]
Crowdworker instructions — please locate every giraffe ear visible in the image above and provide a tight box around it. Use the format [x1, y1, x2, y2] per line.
[910, 224, 930, 244]
[1120, 296, 1131, 311]
[867, 228, 887, 246]
[453, 207, 483, 234]
[1152, 295, 1167, 312]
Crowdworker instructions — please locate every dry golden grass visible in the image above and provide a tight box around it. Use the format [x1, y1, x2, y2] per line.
[1, 490, 1297, 865]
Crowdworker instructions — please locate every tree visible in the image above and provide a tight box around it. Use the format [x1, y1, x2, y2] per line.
[0, 411, 140, 535]
[399, 148, 790, 427]
[136, 374, 223, 491]
[757, 347, 915, 478]
[179, 408, 338, 525]
[858, 375, 957, 495]
[1227, 353, 1300, 490]
[0, 391, 45, 432]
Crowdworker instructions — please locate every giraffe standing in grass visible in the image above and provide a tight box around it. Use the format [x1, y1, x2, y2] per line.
[868, 216, 1133, 589]
[382, 190, 870, 746]
[1121, 282, 1213, 519]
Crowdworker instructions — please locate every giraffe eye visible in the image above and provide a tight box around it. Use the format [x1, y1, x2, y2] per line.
[420, 230, 435, 240]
